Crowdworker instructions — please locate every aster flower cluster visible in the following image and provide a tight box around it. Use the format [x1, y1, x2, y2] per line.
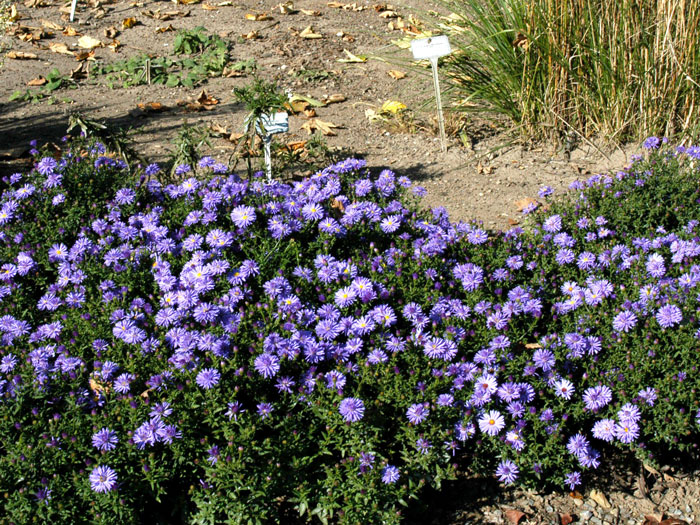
[1, 137, 699, 523]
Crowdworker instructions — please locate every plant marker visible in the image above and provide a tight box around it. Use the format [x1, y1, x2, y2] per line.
[410, 36, 451, 152]
[70, 0, 78, 22]
[256, 112, 289, 183]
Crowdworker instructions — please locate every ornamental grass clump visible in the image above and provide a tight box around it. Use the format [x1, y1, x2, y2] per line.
[0, 136, 699, 523]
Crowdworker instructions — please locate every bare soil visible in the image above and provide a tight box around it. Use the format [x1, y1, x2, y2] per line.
[1, 0, 698, 522]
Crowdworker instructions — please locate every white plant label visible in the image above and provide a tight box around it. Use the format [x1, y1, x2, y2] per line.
[410, 35, 451, 60]
[258, 112, 289, 183]
[410, 36, 451, 152]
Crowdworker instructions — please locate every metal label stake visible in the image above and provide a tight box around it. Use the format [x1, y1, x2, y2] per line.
[256, 112, 289, 183]
[410, 36, 452, 153]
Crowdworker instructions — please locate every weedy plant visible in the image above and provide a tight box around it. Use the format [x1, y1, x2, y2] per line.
[232, 76, 290, 176]
[434, 0, 700, 144]
[165, 122, 211, 180]
[9, 68, 77, 102]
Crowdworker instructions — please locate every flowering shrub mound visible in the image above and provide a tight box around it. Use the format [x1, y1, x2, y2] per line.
[1, 137, 699, 524]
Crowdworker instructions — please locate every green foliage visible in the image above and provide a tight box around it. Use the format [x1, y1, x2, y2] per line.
[434, 0, 700, 144]
[166, 122, 211, 180]
[8, 69, 76, 102]
[94, 28, 232, 89]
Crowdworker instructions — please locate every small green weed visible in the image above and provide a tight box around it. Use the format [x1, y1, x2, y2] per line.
[166, 122, 211, 180]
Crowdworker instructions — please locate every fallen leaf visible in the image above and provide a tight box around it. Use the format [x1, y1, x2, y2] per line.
[507, 218, 520, 226]
[77, 35, 102, 49]
[245, 12, 272, 20]
[289, 93, 325, 107]
[276, 1, 295, 13]
[299, 25, 322, 38]
[74, 50, 95, 61]
[388, 69, 406, 79]
[196, 89, 218, 106]
[477, 162, 494, 175]
[8, 4, 20, 22]
[589, 489, 611, 510]
[63, 26, 80, 36]
[323, 93, 345, 104]
[568, 490, 583, 500]
[288, 99, 309, 113]
[201, 2, 218, 9]
[638, 470, 649, 499]
[209, 122, 229, 135]
[104, 26, 120, 38]
[6, 50, 39, 59]
[338, 48, 366, 62]
[326, 1, 344, 6]
[659, 519, 686, 525]
[381, 100, 406, 113]
[122, 16, 138, 28]
[559, 514, 573, 525]
[512, 32, 529, 51]
[514, 197, 537, 212]
[41, 19, 64, 30]
[107, 39, 122, 52]
[48, 42, 75, 55]
[137, 101, 167, 112]
[300, 8, 320, 15]
[27, 76, 47, 86]
[301, 118, 340, 136]
[504, 509, 525, 524]
[89, 377, 110, 395]
[330, 197, 345, 212]
[524, 342, 541, 349]
[175, 0, 200, 4]
[303, 108, 316, 118]
[241, 30, 261, 39]
[69, 63, 87, 79]
[217, 1, 234, 5]
[643, 463, 661, 477]
[643, 512, 664, 525]
[155, 24, 175, 33]
[378, 9, 398, 17]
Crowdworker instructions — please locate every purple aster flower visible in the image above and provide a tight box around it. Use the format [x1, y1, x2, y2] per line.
[615, 421, 640, 443]
[656, 304, 682, 328]
[254, 353, 280, 378]
[617, 403, 641, 426]
[478, 410, 505, 436]
[543, 214, 562, 233]
[646, 253, 666, 278]
[36, 157, 58, 176]
[583, 385, 613, 411]
[89, 465, 118, 493]
[564, 471, 581, 491]
[592, 419, 616, 442]
[612, 310, 637, 333]
[196, 368, 221, 389]
[416, 437, 432, 454]
[380, 215, 401, 233]
[643, 136, 661, 149]
[638, 387, 657, 406]
[381, 465, 400, 484]
[339, 397, 365, 422]
[114, 188, 135, 205]
[495, 459, 519, 485]
[230, 205, 256, 229]
[554, 378, 575, 400]
[256, 402, 274, 420]
[406, 403, 430, 425]
[92, 428, 118, 452]
[566, 433, 590, 459]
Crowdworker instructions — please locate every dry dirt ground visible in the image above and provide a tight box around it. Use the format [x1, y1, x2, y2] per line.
[1, 0, 699, 523]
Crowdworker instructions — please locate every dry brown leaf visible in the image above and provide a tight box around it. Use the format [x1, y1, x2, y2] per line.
[74, 50, 95, 61]
[27, 76, 47, 86]
[201, 3, 218, 9]
[323, 93, 345, 104]
[507, 218, 520, 226]
[77, 35, 102, 48]
[48, 42, 75, 55]
[276, 0, 296, 13]
[175, 0, 200, 4]
[25, 0, 49, 7]
[301, 118, 340, 136]
[514, 197, 537, 212]
[388, 69, 406, 79]
[137, 101, 167, 112]
[330, 196, 345, 211]
[245, 12, 272, 20]
[524, 342, 541, 349]
[588, 489, 611, 510]
[122, 16, 138, 28]
[241, 30, 260, 39]
[568, 491, 583, 500]
[287, 99, 309, 113]
[378, 10, 398, 17]
[63, 26, 80, 36]
[504, 509, 525, 524]
[107, 39, 122, 52]
[209, 122, 229, 135]
[303, 108, 316, 118]
[300, 8, 320, 15]
[104, 26, 119, 38]
[41, 19, 64, 30]
[299, 25, 322, 38]
[89, 377, 111, 395]
[643, 463, 661, 477]
[8, 4, 20, 22]
[512, 32, 529, 51]
[155, 24, 175, 33]
[6, 50, 39, 59]
[197, 90, 218, 106]
[559, 514, 573, 525]
[326, 1, 344, 6]
[659, 519, 687, 525]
